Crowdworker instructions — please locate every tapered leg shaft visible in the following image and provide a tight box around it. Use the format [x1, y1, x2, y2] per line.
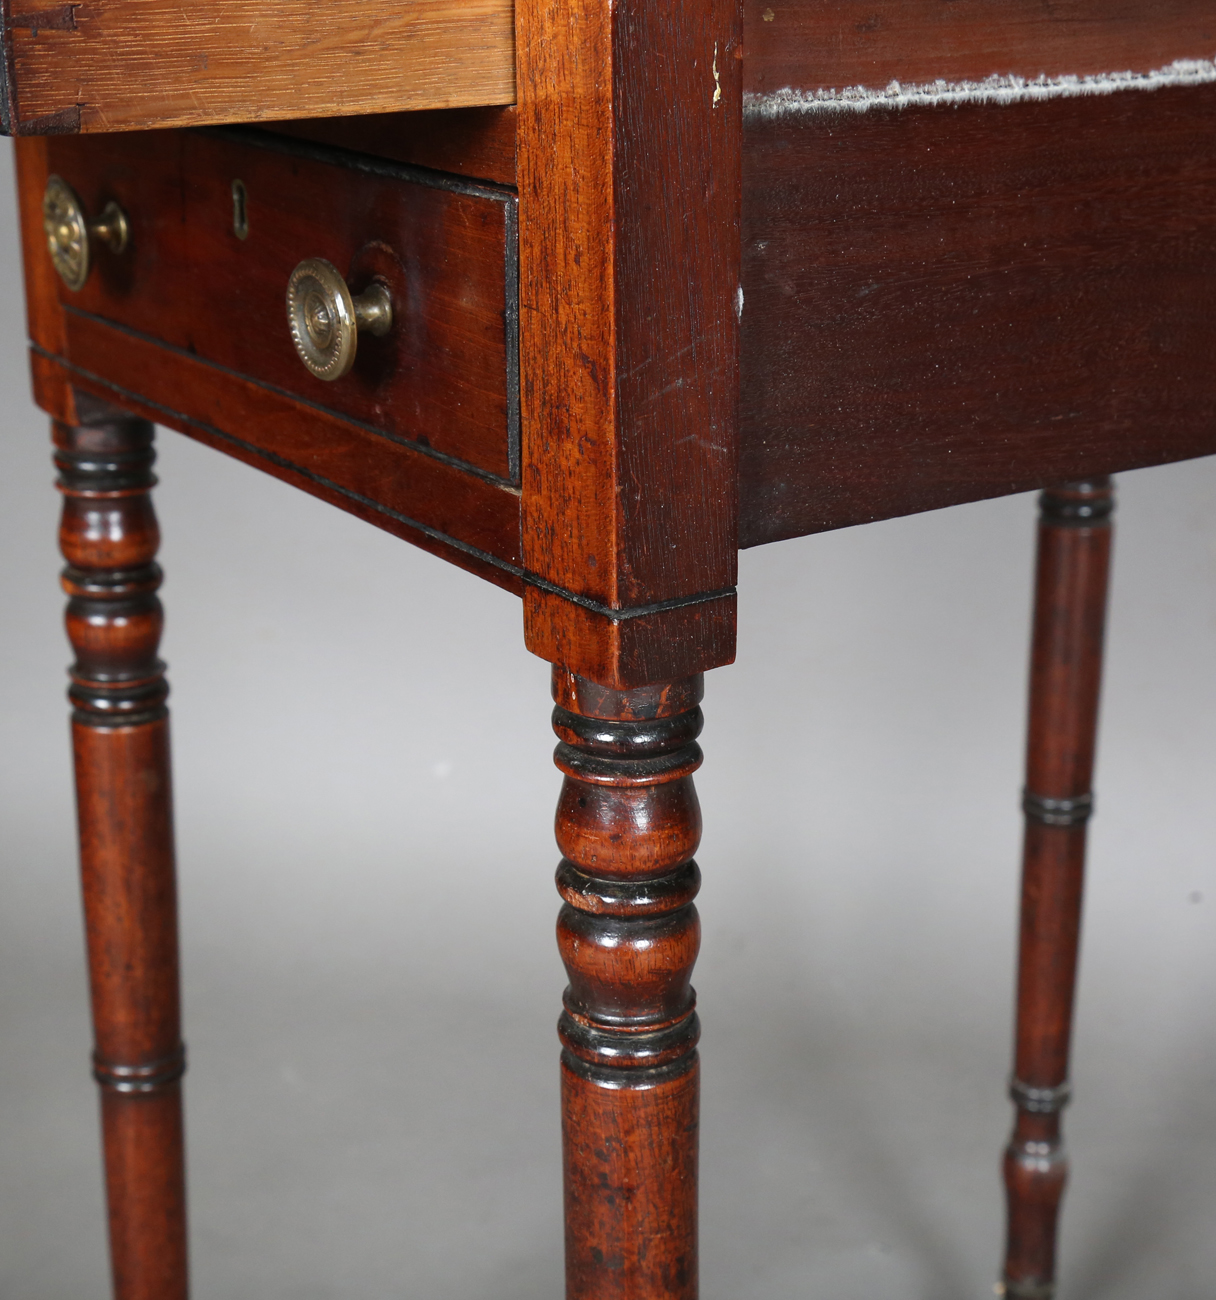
[57, 411, 188, 1300]
[1002, 479, 1114, 1300]
[552, 667, 703, 1300]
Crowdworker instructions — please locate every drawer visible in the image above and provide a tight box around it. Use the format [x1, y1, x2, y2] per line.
[43, 128, 520, 483]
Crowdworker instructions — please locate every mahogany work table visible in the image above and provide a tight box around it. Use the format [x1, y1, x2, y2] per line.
[5, 2, 1216, 1297]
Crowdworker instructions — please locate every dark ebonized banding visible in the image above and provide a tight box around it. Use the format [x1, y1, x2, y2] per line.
[1009, 1077, 1072, 1115]
[56, 414, 169, 730]
[94, 1046, 187, 1094]
[1037, 478, 1114, 527]
[1022, 790, 1094, 827]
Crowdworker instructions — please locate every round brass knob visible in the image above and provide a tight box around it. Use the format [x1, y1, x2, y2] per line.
[286, 258, 393, 382]
[42, 175, 129, 292]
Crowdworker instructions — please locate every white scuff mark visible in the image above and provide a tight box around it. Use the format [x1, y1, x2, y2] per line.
[744, 57, 1216, 117]
[735, 285, 744, 321]
[713, 42, 722, 107]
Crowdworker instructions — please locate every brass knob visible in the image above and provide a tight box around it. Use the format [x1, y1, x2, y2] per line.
[42, 175, 129, 293]
[286, 258, 393, 382]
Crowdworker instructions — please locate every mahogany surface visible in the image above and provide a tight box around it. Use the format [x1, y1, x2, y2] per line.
[1003, 480, 1113, 1300]
[6, 4, 1216, 1296]
[552, 668, 704, 1299]
[516, 0, 741, 687]
[42, 128, 519, 483]
[266, 107, 518, 188]
[56, 403, 188, 1300]
[17, 132, 525, 591]
[739, 83, 1216, 545]
[743, 0, 1216, 98]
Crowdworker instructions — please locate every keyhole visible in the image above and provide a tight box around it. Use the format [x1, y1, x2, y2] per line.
[231, 179, 248, 240]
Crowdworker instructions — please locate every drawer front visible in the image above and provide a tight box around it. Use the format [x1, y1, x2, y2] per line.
[44, 128, 519, 483]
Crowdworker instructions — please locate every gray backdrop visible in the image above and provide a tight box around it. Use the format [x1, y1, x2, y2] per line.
[3, 135, 1215, 1299]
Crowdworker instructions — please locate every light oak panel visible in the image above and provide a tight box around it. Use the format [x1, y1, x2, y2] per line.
[1, 0, 514, 134]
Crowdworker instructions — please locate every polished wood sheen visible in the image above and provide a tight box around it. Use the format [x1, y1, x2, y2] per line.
[16, 131, 525, 593]
[1003, 480, 1114, 1300]
[552, 668, 704, 1299]
[266, 107, 518, 188]
[743, 0, 1216, 98]
[516, 0, 741, 686]
[42, 128, 519, 483]
[739, 84, 1216, 545]
[0, 0, 514, 136]
[7, 0, 1216, 1292]
[56, 402, 188, 1300]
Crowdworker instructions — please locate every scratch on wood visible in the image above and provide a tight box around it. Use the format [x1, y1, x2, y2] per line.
[713, 42, 721, 106]
[744, 57, 1216, 116]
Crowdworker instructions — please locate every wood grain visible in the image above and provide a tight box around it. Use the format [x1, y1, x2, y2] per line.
[552, 667, 705, 1300]
[44, 128, 518, 483]
[1003, 480, 1113, 1300]
[57, 408, 188, 1300]
[14, 126, 526, 585]
[265, 107, 518, 188]
[524, 588, 736, 692]
[516, 0, 742, 687]
[1, 0, 515, 135]
[739, 82, 1216, 546]
[13, 137, 66, 355]
[54, 353, 526, 593]
[52, 312, 524, 569]
[743, 0, 1216, 98]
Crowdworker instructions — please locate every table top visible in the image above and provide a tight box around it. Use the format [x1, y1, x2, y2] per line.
[2, 0, 1212, 134]
[8, 0, 1216, 694]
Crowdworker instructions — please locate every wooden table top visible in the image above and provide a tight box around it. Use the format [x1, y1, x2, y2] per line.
[2, 0, 1212, 135]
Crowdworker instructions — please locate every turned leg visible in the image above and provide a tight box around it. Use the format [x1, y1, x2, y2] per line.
[1001, 479, 1114, 1300]
[552, 667, 703, 1300]
[56, 412, 189, 1300]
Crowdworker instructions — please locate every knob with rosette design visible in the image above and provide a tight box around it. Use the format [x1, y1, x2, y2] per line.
[286, 257, 393, 381]
[42, 175, 129, 293]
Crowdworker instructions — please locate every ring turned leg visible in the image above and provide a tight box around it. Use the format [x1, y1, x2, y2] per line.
[1001, 479, 1114, 1300]
[552, 667, 703, 1300]
[56, 412, 189, 1300]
